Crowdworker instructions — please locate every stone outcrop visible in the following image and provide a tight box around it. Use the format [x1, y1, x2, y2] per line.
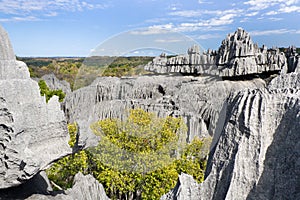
[0, 171, 53, 199]
[0, 25, 71, 189]
[161, 173, 201, 200]
[268, 72, 300, 90]
[63, 75, 265, 148]
[286, 46, 300, 73]
[162, 73, 300, 200]
[39, 73, 72, 96]
[27, 172, 110, 200]
[145, 28, 288, 77]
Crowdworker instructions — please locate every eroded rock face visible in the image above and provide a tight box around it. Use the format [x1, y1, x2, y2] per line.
[0, 171, 53, 199]
[64, 75, 265, 148]
[286, 46, 300, 73]
[268, 72, 300, 90]
[0, 26, 71, 188]
[39, 73, 72, 96]
[162, 74, 300, 200]
[161, 173, 201, 200]
[145, 28, 288, 77]
[27, 172, 110, 200]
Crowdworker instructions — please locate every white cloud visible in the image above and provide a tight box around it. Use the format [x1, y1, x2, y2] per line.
[130, 24, 174, 35]
[0, 0, 110, 16]
[155, 39, 183, 43]
[0, 16, 40, 22]
[244, 0, 300, 11]
[198, 0, 213, 4]
[245, 11, 259, 16]
[250, 29, 293, 36]
[169, 8, 243, 18]
[44, 12, 58, 17]
[279, 5, 300, 13]
[265, 11, 278, 15]
[169, 10, 203, 17]
[173, 13, 237, 32]
[268, 17, 283, 21]
[168, 3, 182, 11]
[196, 33, 222, 40]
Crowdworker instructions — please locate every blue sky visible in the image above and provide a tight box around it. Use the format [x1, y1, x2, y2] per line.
[0, 0, 299, 56]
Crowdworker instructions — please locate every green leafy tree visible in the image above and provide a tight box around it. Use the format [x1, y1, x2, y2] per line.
[47, 109, 211, 200]
[38, 80, 66, 103]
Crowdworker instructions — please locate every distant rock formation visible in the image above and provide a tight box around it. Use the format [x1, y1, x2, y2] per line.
[39, 73, 72, 96]
[161, 73, 300, 200]
[286, 46, 300, 73]
[63, 76, 265, 148]
[145, 28, 288, 77]
[0, 26, 71, 189]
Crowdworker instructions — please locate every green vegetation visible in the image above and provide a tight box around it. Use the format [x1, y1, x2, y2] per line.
[38, 80, 66, 103]
[47, 123, 89, 189]
[19, 56, 153, 90]
[21, 58, 83, 89]
[47, 109, 211, 200]
[278, 47, 300, 54]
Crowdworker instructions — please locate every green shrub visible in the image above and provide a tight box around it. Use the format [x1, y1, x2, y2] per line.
[47, 109, 211, 199]
[38, 80, 66, 102]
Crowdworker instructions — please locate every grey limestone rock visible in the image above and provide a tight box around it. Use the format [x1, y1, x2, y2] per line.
[161, 173, 201, 200]
[0, 171, 53, 199]
[145, 28, 287, 77]
[27, 172, 110, 200]
[286, 46, 300, 73]
[64, 75, 265, 148]
[268, 72, 300, 90]
[39, 73, 72, 96]
[0, 25, 71, 189]
[162, 74, 300, 200]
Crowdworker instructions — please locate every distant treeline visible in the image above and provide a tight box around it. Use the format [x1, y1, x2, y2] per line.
[18, 56, 154, 89]
[278, 47, 300, 54]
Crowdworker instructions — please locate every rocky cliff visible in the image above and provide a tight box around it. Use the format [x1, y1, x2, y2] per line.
[63, 75, 265, 148]
[145, 28, 290, 77]
[0, 25, 111, 200]
[162, 72, 300, 200]
[0, 26, 71, 189]
[1, 24, 299, 200]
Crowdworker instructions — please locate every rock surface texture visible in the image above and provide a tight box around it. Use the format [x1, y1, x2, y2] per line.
[39, 73, 72, 96]
[145, 28, 289, 77]
[162, 73, 300, 200]
[0, 26, 71, 189]
[63, 76, 265, 148]
[27, 172, 110, 200]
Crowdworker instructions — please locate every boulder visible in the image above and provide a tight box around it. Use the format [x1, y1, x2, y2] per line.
[27, 172, 110, 200]
[0, 171, 53, 199]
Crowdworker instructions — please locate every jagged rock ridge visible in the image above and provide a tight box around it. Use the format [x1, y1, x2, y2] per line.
[0, 25, 111, 200]
[38, 73, 72, 96]
[162, 73, 300, 200]
[0, 26, 71, 189]
[145, 28, 290, 77]
[63, 76, 265, 148]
